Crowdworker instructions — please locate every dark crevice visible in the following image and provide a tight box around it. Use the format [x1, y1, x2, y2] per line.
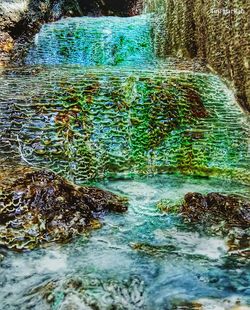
[77, 0, 143, 16]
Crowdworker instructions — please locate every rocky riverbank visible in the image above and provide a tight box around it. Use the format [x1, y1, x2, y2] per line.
[157, 192, 250, 256]
[0, 165, 128, 251]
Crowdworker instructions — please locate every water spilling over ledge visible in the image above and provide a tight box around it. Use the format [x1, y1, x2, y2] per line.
[25, 15, 154, 66]
[0, 64, 249, 183]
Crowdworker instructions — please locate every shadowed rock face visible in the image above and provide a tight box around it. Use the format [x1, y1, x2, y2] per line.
[78, 0, 143, 16]
[0, 165, 128, 251]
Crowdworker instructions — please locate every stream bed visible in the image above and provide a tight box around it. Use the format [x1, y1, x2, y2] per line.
[0, 174, 249, 309]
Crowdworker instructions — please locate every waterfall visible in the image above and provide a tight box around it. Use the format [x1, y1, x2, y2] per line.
[0, 13, 249, 184]
[0, 65, 249, 183]
[1, 6, 250, 310]
[25, 15, 154, 66]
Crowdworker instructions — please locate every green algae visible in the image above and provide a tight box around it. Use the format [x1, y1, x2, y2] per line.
[0, 66, 249, 183]
[156, 198, 181, 213]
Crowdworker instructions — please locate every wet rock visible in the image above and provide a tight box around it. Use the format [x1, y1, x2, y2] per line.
[156, 198, 181, 213]
[0, 31, 13, 65]
[33, 276, 145, 309]
[181, 192, 250, 228]
[171, 297, 250, 310]
[180, 193, 250, 254]
[0, 165, 128, 251]
[158, 192, 250, 255]
[130, 242, 178, 257]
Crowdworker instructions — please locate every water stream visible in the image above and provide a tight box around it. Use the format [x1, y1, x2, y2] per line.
[0, 13, 249, 310]
[1, 175, 250, 309]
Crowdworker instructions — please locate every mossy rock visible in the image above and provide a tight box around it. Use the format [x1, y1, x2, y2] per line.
[0, 165, 128, 251]
[130, 242, 178, 257]
[156, 198, 182, 213]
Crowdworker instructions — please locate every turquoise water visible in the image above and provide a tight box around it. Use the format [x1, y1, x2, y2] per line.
[0, 175, 249, 309]
[25, 15, 154, 66]
[0, 65, 249, 184]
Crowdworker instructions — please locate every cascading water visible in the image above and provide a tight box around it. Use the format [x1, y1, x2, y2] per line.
[0, 14, 249, 183]
[0, 65, 249, 183]
[25, 15, 154, 66]
[0, 9, 249, 310]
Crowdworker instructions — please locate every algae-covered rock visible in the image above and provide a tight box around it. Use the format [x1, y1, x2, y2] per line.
[130, 242, 178, 257]
[0, 165, 128, 251]
[156, 198, 182, 213]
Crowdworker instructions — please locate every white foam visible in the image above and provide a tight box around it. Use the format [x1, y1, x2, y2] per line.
[154, 229, 227, 259]
[0, 1, 29, 14]
[35, 250, 67, 273]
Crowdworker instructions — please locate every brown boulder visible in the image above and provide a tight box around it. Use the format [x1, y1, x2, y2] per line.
[181, 192, 250, 228]
[0, 165, 128, 251]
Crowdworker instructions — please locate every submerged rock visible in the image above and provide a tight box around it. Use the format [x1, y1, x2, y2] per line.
[31, 275, 145, 309]
[0, 165, 128, 251]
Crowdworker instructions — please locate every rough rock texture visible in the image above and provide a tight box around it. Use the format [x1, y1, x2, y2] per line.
[159, 192, 250, 255]
[144, 0, 250, 112]
[0, 0, 81, 64]
[181, 192, 250, 228]
[77, 0, 143, 16]
[0, 165, 128, 251]
[180, 192, 250, 254]
[0, 31, 14, 65]
[180, 192, 250, 228]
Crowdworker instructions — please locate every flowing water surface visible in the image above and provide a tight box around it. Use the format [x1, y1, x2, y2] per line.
[0, 175, 250, 309]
